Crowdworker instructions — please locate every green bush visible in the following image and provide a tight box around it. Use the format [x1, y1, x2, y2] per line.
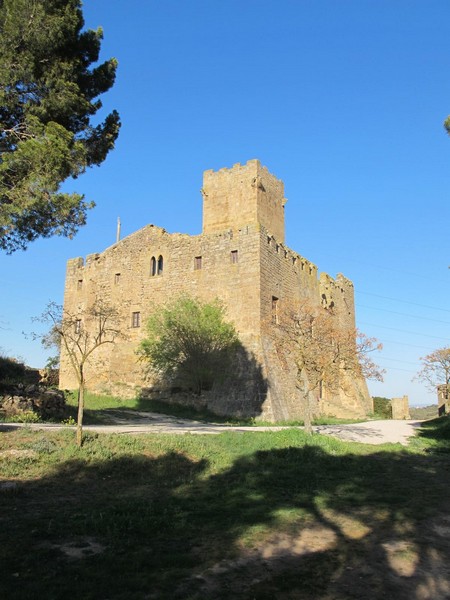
[373, 396, 392, 419]
[139, 295, 239, 394]
[0, 355, 26, 384]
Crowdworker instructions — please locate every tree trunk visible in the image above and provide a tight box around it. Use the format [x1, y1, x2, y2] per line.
[303, 391, 313, 435]
[76, 378, 85, 447]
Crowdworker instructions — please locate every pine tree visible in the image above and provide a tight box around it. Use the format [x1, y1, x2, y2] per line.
[0, 0, 120, 252]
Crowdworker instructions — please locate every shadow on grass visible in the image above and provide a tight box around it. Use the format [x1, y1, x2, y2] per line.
[0, 435, 449, 599]
[415, 415, 450, 453]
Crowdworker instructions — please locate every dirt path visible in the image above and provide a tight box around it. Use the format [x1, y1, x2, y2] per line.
[314, 419, 424, 445]
[0, 414, 424, 445]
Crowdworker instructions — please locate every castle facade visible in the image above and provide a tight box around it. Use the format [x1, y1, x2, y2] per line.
[59, 160, 372, 420]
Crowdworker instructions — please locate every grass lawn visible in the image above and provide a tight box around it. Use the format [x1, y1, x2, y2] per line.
[1, 416, 449, 599]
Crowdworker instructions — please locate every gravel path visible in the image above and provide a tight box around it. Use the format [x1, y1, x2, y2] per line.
[0, 414, 424, 445]
[314, 419, 424, 445]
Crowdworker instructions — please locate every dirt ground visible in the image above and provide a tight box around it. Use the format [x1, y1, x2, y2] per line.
[174, 510, 450, 599]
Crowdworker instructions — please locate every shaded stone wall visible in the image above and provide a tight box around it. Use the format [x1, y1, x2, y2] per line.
[257, 228, 371, 420]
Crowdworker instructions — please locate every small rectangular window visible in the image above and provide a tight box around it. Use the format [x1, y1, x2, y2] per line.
[272, 296, 279, 324]
[75, 319, 82, 334]
[194, 256, 202, 270]
[114, 273, 121, 284]
[77, 279, 83, 290]
[132, 311, 141, 328]
[230, 250, 238, 264]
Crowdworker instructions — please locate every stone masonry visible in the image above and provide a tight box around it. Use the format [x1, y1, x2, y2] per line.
[59, 160, 373, 421]
[391, 396, 410, 420]
[437, 384, 449, 416]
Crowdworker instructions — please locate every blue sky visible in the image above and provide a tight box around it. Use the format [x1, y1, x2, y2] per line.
[1, 0, 449, 407]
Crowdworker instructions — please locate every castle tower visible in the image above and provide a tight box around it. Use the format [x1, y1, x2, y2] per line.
[202, 159, 286, 242]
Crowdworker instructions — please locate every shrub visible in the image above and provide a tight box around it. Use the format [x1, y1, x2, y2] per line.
[373, 396, 392, 419]
[139, 296, 239, 394]
[0, 355, 26, 385]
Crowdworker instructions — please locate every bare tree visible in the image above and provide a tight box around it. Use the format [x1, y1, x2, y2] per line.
[416, 347, 450, 399]
[35, 300, 123, 446]
[275, 300, 383, 433]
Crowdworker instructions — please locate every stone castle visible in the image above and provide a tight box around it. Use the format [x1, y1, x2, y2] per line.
[59, 160, 372, 421]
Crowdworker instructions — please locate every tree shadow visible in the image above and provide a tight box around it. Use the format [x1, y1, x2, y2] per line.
[1, 435, 449, 599]
[138, 342, 268, 419]
[415, 415, 450, 454]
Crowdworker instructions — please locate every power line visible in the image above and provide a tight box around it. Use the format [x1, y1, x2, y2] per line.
[356, 304, 450, 325]
[359, 321, 450, 341]
[363, 338, 436, 352]
[381, 366, 417, 374]
[380, 356, 421, 366]
[357, 291, 450, 314]
[319, 250, 448, 284]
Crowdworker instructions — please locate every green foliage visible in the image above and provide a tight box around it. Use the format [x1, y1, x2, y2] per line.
[139, 296, 239, 394]
[0, 0, 120, 252]
[0, 353, 26, 384]
[45, 355, 60, 371]
[372, 396, 392, 419]
[7, 410, 40, 423]
[445, 116, 450, 136]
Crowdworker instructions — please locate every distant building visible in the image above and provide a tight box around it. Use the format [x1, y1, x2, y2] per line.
[60, 160, 372, 421]
[391, 396, 410, 420]
[437, 385, 449, 416]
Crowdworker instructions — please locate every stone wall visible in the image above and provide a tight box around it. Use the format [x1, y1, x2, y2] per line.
[391, 396, 410, 420]
[256, 228, 371, 420]
[202, 160, 286, 243]
[0, 385, 66, 420]
[437, 385, 449, 416]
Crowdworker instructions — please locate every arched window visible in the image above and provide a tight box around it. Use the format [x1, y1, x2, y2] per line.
[157, 255, 163, 275]
[150, 256, 156, 276]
